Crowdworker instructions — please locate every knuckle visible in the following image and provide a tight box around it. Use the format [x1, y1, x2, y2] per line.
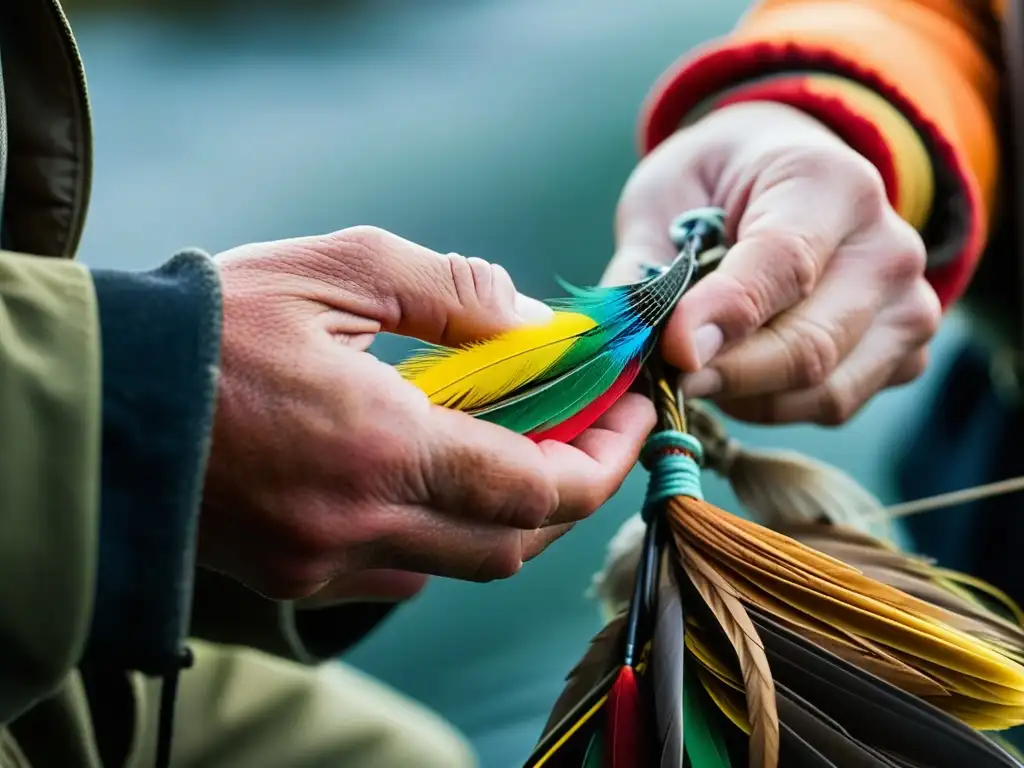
[441, 252, 470, 305]
[463, 256, 511, 312]
[426, 439, 558, 529]
[328, 226, 393, 268]
[391, 428, 454, 506]
[887, 247, 927, 286]
[768, 231, 820, 302]
[517, 478, 561, 528]
[905, 281, 942, 342]
[317, 225, 397, 288]
[714, 271, 770, 334]
[881, 221, 928, 285]
[778, 317, 841, 388]
[774, 144, 888, 220]
[336, 224, 389, 251]
[761, 144, 832, 179]
[720, 398, 781, 426]
[821, 149, 889, 216]
[772, 144, 881, 192]
[843, 152, 888, 200]
[441, 253, 509, 319]
[465, 257, 493, 301]
[816, 384, 860, 426]
[471, 540, 523, 582]
[495, 464, 559, 528]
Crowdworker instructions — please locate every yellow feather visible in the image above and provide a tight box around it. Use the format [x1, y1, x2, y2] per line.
[670, 496, 1024, 727]
[700, 668, 752, 734]
[397, 310, 596, 411]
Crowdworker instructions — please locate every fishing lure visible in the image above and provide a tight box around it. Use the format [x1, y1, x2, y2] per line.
[396, 208, 725, 444]
[396, 208, 1024, 768]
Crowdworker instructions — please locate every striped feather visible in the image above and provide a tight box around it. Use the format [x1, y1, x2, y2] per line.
[529, 363, 642, 444]
[396, 310, 596, 410]
[396, 242, 698, 439]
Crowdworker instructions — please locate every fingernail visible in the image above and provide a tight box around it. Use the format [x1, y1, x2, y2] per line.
[514, 293, 555, 324]
[693, 324, 724, 366]
[682, 368, 722, 399]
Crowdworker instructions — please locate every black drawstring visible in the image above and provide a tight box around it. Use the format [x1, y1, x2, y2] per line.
[154, 646, 194, 768]
[0, 36, 9, 241]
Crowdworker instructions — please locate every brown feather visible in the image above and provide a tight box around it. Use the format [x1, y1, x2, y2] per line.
[678, 539, 780, 768]
[541, 612, 626, 738]
[668, 495, 1024, 728]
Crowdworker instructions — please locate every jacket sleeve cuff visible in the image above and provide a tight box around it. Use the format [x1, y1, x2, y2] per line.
[639, 42, 984, 309]
[85, 250, 222, 675]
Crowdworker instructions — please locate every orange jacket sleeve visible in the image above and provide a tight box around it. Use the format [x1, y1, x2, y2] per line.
[640, 0, 1003, 308]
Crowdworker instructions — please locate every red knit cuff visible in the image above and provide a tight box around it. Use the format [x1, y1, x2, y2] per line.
[710, 77, 900, 212]
[639, 41, 983, 309]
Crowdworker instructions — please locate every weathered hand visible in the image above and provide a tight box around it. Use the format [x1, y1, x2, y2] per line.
[200, 226, 656, 601]
[607, 102, 940, 425]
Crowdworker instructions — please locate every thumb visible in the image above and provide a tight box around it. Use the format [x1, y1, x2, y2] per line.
[324, 226, 553, 346]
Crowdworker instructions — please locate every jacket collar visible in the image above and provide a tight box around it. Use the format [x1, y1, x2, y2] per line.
[2, 0, 91, 258]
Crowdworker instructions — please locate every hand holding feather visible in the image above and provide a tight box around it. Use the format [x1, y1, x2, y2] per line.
[204, 226, 653, 603]
[608, 101, 941, 425]
[397, 210, 718, 443]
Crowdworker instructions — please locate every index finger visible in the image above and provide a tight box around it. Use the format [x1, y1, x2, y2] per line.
[662, 168, 872, 372]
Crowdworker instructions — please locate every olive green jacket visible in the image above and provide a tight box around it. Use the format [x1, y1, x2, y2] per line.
[0, 3, 384, 766]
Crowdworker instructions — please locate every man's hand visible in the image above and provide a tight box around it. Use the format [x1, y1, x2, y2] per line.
[607, 102, 941, 425]
[200, 226, 656, 603]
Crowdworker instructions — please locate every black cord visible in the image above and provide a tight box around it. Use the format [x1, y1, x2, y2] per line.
[0, 39, 9, 241]
[623, 513, 661, 668]
[154, 646, 194, 768]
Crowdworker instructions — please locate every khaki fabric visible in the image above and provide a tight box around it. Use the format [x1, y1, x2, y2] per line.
[132, 643, 477, 768]
[3, 642, 477, 768]
[0, 250, 100, 728]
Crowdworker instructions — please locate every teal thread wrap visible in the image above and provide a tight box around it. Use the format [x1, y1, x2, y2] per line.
[640, 430, 704, 520]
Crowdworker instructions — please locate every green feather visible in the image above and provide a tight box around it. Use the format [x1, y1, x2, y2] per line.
[582, 730, 604, 768]
[683, 654, 732, 768]
[473, 349, 623, 434]
[524, 326, 620, 393]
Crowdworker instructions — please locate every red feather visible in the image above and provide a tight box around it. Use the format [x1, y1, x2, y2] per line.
[604, 665, 645, 768]
[528, 363, 641, 444]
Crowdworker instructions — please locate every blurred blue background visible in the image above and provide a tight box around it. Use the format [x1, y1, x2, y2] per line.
[67, 1, 970, 766]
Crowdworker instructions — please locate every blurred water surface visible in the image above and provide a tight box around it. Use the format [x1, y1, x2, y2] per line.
[69, 2, 967, 765]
